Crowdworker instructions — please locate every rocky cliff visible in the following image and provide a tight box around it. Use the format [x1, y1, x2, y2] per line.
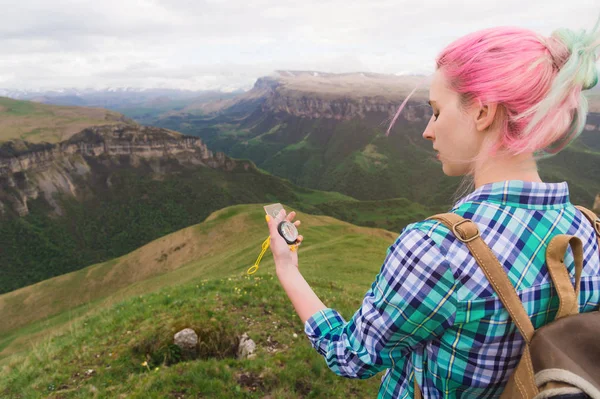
[259, 72, 429, 122]
[0, 124, 244, 217]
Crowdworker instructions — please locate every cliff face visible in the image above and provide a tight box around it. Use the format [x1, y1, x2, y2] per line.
[0, 124, 243, 217]
[263, 90, 428, 122]
[248, 75, 431, 122]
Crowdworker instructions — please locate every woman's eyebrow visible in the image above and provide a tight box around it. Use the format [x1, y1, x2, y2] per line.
[428, 100, 437, 106]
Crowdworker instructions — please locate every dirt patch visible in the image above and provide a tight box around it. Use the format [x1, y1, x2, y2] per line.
[235, 371, 265, 393]
[294, 378, 312, 396]
[170, 390, 187, 398]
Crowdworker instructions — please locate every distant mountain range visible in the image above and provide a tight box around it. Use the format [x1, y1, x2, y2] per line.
[0, 87, 243, 104]
[0, 88, 243, 125]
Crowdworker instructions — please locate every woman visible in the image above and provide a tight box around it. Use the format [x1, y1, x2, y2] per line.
[265, 18, 600, 398]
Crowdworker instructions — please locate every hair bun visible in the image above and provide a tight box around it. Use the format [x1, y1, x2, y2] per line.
[548, 19, 600, 90]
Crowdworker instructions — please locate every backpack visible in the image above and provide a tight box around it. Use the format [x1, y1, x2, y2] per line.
[413, 205, 600, 399]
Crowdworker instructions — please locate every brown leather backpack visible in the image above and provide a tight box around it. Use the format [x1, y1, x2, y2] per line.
[413, 205, 600, 399]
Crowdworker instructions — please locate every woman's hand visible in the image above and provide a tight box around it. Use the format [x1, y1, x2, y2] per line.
[266, 209, 304, 273]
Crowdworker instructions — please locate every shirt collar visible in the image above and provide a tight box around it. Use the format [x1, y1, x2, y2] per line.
[451, 180, 570, 211]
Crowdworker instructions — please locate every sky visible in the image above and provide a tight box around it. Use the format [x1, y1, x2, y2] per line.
[0, 0, 598, 91]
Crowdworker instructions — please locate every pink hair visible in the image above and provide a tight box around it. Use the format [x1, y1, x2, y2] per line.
[387, 18, 600, 159]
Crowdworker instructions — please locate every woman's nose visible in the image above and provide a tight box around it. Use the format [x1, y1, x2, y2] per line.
[422, 119, 434, 141]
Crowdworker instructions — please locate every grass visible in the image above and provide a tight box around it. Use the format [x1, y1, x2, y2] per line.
[0, 97, 125, 143]
[0, 203, 398, 397]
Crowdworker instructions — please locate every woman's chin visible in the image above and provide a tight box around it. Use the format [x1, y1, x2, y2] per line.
[442, 163, 463, 177]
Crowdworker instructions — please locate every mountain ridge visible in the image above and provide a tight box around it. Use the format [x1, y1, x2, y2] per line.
[0, 123, 235, 217]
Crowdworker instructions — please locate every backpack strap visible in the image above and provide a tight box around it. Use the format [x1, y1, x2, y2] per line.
[427, 213, 535, 343]
[545, 235, 583, 319]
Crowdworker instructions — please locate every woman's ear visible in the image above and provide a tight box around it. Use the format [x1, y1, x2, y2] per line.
[474, 103, 498, 132]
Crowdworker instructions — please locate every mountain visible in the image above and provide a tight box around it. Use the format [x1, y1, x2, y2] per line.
[148, 71, 600, 208]
[0, 87, 240, 107]
[0, 88, 241, 126]
[0, 97, 129, 143]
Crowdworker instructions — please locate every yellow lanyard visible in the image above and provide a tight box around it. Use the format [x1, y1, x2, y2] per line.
[247, 235, 299, 275]
[247, 236, 270, 275]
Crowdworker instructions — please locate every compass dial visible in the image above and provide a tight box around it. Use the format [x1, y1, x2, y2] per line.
[278, 221, 298, 244]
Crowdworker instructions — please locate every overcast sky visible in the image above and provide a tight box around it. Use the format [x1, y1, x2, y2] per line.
[0, 0, 598, 91]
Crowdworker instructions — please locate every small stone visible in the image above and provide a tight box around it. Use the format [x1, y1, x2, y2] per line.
[237, 332, 256, 359]
[174, 328, 198, 355]
[293, 333, 298, 338]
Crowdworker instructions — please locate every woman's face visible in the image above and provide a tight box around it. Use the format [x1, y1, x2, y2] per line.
[422, 69, 486, 176]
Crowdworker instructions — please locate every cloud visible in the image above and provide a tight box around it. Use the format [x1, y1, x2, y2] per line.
[0, 0, 598, 90]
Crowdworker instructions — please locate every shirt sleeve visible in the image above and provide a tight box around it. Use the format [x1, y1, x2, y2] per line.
[303, 225, 458, 379]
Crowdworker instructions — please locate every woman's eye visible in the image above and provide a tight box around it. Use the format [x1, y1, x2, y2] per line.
[433, 113, 439, 121]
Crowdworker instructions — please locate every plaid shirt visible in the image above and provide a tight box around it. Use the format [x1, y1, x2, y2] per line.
[304, 180, 600, 398]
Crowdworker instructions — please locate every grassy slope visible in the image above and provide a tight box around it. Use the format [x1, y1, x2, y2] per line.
[0, 158, 359, 294]
[0, 204, 399, 398]
[0, 97, 125, 143]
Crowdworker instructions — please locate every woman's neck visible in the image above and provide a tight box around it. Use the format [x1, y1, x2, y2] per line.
[473, 151, 542, 189]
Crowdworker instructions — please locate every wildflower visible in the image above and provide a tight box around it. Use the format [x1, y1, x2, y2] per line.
[141, 361, 148, 367]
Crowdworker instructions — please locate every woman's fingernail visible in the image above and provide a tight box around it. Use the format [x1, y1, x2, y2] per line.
[265, 215, 270, 222]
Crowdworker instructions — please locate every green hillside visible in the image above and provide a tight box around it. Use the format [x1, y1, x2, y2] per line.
[0, 158, 355, 294]
[0, 97, 127, 143]
[154, 109, 600, 208]
[156, 112, 464, 206]
[0, 204, 399, 398]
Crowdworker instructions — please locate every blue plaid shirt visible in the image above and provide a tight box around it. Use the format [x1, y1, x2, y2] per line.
[304, 180, 600, 398]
